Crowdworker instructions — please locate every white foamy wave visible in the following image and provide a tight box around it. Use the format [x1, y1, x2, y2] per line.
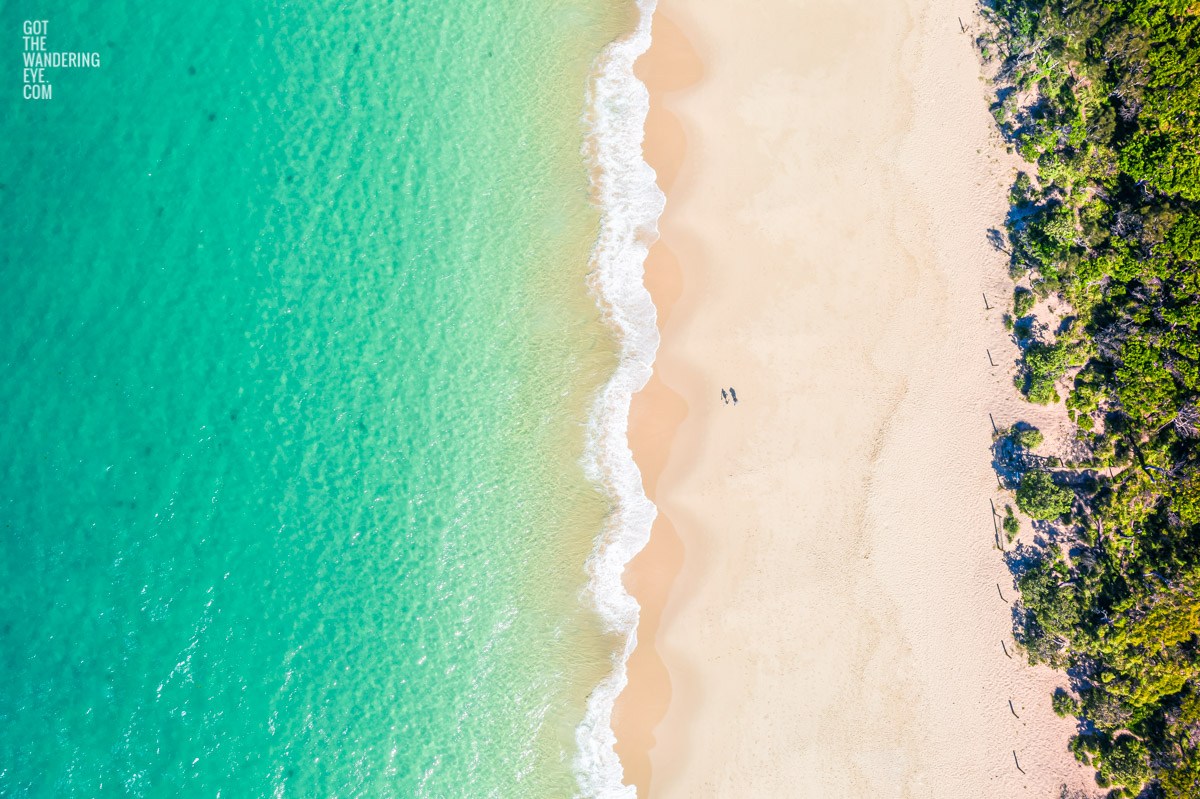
[574, 0, 663, 797]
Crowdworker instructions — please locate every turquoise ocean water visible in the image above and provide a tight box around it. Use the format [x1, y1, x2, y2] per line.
[0, 0, 651, 795]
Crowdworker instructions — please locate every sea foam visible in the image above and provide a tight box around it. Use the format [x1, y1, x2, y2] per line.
[574, 0, 664, 796]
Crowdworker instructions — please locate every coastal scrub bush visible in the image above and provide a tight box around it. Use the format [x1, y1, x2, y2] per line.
[1114, 337, 1180, 425]
[1003, 506, 1020, 539]
[1013, 286, 1035, 317]
[1094, 735, 1149, 793]
[1015, 427, 1044, 449]
[1052, 688, 1080, 718]
[1071, 733, 1101, 766]
[1010, 171, 1033, 205]
[1016, 470, 1073, 519]
[1037, 206, 1079, 251]
[1023, 340, 1088, 405]
[1027, 376, 1061, 405]
[1016, 558, 1080, 667]
[1014, 319, 1035, 343]
[1161, 760, 1200, 799]
[1174, 469, 1200, 526]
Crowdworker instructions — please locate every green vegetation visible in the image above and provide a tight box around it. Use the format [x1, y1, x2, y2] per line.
[1016, 469, 1074, 519]
[1072, 733, 1151, 794]
[1014, 426, 1044, 449]
[1162, 759, 1200, 799]
[1095, 735, 1152, 795]
[980, 0, 1200, 790]
[1177, 467, 1200, 525]
[1020, 338, 1090, 404]
[1011, 170, 1035, 205]
[1052, 688, 1081, 717]
[1003, 504, 1021, 539]
[1014, 286, 1036, 317]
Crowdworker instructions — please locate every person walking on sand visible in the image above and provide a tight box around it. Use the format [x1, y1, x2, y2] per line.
[721, 388, 729, 404]
[730, 387, 738, 405]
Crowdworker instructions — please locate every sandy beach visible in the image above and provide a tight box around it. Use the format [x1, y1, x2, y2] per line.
[613, 0, 1104, 795]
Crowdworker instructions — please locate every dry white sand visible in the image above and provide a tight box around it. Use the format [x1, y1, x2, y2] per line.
[614, 0, 1104, 795]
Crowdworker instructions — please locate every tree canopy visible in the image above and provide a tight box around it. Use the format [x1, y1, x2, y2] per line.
[981, 0, 1200, 790]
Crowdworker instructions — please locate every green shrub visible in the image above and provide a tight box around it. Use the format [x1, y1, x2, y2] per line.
[1022, 340, 1087, 404]
[1172, 469, 1200, 526]
[1038, 206, 1079, 249]
[1016, 470, 1073, 519]
[1096, 736, 1149, 791]
[1070, 734, 1095, 765]
[1003, 514, 1020, 537]
[1027, 377, 1061, 405]
[1161, 759, 1200, 799]
[1014, 428, 1044, 449]
[1052, 688, 1079, 717]
[1014, 287, 1036, 317]
[1010, 171, 1033, 204]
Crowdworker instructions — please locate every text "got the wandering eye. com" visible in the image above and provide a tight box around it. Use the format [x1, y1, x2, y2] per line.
[22, 20, 101, 100]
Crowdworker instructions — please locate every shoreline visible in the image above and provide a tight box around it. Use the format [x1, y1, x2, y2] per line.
[573, 0, 664, 794]
[615, 0, 1103, 795]
[610, 11, 700, 796]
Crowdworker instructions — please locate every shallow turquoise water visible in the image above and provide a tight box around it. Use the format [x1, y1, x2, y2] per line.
[0, 1, 632, 795]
